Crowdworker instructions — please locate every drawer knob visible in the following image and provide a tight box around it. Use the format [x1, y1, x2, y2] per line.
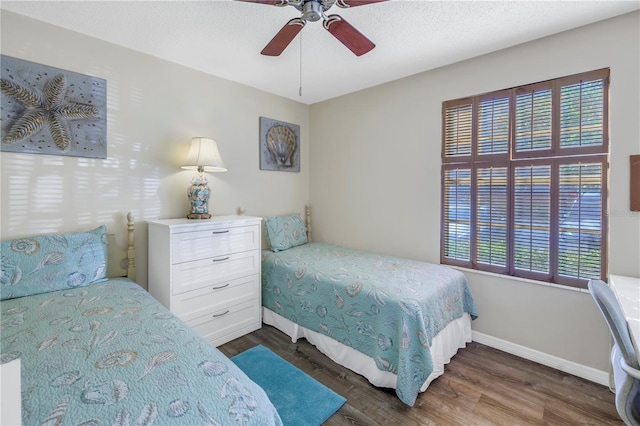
[211, 283, 230, 290]
[211, 256, 230, 262]
[212, 310, 230, 318]
[212, 230, 229, 234]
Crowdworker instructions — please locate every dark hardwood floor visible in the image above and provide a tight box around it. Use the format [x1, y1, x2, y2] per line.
[219, 324, 622, 426]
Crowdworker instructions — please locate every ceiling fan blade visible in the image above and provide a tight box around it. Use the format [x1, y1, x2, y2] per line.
[323, 14, 375, 56]
[235, 0, 288, 5]
[335, 0, 388, 7]
[261, 18, 306, 56]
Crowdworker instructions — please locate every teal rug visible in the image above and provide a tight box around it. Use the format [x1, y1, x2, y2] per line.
[231, 345, 346, 426]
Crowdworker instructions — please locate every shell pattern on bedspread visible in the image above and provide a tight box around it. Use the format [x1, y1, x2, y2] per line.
[0, 278, 282, 425]
[262, 242, 478, 406]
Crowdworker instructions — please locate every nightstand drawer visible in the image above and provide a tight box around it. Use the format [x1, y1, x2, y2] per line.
[173, 274, 260, 321]
[172, 224, 260, 264]
[185, 299, 261, 347]
[172, 250, 259, 295]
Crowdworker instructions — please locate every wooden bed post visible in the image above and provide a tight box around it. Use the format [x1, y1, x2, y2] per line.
[127, 212, 136, 282]
[305, 204, 312, 242]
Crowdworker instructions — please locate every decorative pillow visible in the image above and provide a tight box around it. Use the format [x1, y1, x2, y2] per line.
[1, 225, 108, 300]
[265, 214, 308, 252]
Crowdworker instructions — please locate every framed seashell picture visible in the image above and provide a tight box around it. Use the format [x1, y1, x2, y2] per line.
[0, 55, 107, 158]
[259, 116, 300, 172]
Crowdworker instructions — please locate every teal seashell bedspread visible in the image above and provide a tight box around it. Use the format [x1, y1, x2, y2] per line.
[262, 242, 478, 406]
[0, 278, 282, 426]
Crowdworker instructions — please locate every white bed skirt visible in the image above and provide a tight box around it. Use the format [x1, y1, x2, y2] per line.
[262, 308, 473, 392]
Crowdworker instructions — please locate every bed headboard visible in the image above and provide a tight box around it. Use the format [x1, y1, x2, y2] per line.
[106, 212, 136, 282]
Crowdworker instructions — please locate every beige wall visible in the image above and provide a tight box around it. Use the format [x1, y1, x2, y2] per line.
[0, 11, 310, 289]
[310, 11, 640, 374]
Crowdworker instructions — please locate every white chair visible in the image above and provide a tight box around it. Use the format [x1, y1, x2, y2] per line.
[589, 279, 640, 426]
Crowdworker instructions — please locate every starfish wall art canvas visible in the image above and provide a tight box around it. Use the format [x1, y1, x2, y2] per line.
[0, 55, 107, 158]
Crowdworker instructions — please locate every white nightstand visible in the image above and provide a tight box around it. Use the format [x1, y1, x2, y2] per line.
[147, 215, 262, 347]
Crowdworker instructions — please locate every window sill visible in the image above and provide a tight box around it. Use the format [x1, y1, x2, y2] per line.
[448, 265, 591, 294]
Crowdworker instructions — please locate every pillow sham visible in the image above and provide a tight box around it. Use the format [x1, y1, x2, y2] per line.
[265, 214, 308, 252]
[1, 225, 108, 300]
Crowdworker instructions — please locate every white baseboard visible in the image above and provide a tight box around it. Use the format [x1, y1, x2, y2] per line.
[472, 331, 609, 387]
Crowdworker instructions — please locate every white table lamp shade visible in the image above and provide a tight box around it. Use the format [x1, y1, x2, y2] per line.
[182, 137, 227, 172]
[181, 137, 226, 219]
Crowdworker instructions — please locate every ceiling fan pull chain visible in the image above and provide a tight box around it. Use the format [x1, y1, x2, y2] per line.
[299, 32, 303, 97]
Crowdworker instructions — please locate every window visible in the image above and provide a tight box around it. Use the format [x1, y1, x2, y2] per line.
[441, 69, 609, 289]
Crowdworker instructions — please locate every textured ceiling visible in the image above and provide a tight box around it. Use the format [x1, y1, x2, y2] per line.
[1, 1, 638, 104]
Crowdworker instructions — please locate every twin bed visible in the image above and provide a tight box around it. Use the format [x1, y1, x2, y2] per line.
[1, 208, 477, 423]
[0, 214, 282, 425]
[261, 208, 478, 406]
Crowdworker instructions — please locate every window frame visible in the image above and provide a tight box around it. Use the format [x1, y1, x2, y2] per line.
[441, 69, 609, 289]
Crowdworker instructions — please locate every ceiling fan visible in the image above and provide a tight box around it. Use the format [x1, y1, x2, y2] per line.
[236, 0, 388, 57]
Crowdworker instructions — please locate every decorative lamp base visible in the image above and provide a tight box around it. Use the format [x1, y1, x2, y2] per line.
[187, 213, 211, 219]
[187, 174, 212, 220]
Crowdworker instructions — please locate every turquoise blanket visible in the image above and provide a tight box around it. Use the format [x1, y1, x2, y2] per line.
[262, 243, 478, 406]
[0, 278, 282, 426]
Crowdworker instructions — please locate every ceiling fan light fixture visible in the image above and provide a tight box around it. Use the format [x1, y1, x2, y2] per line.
[237, 0, 387, 56]
[302, 0, 325, 21]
